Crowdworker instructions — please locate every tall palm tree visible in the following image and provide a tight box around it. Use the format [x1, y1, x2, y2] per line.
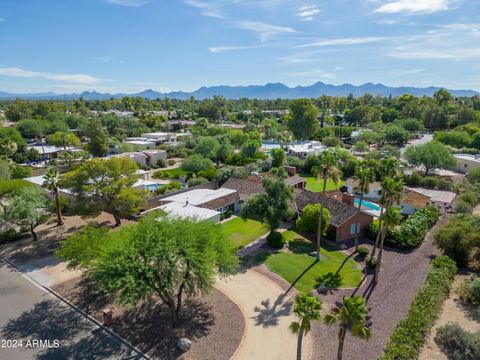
[373, 177, 403, 285]
[290, 293, 322, 360]
[370, 157, 400, 260]
[312, 150, 342, 262]
[43, 167, 64, 226]
[324, 295, 371, 360]
[352, 164, 375, 249]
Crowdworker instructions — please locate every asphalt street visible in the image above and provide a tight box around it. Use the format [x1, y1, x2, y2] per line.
[0, 259, 144, 360]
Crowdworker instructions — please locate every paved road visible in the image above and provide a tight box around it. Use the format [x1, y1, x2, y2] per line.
[216, 269, 311, 360]
[0, 259, 143, 360]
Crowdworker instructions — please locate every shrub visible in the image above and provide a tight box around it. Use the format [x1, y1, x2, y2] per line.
[455, 200, 473, 214]
[365, 257, 377, 270]
[356, 246, 369, 259]
[434, 322, 480, 360]
[380, 256, 457, 360]
[224, 210, 233, 219]
[266, 231, 284, 249]
[187, 177, 209, 187]
[0, 228, 21, 245]
[49, 194, 69, 213]
[457, 277, 480, 307]
[167, 159, 176, 166]
[156, 158, 166, 168]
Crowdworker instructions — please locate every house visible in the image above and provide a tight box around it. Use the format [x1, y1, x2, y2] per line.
[295, 190, 374, 242]
[407, 187, 456, 207]
[140, 131, 191, 145]
[286, 141, 326, 159]
[221, 174, 306, 203]
[345, 179, 382, 200]
[124, 138, 156, 149]
[26, 145, 82, 163]
[453, 154, 480, 174]
[115, 150, 167, 168]
[144, 187, 241, 222]
[400, 189, 431, 215]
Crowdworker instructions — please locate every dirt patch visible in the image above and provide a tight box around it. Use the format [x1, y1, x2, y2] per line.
[52, 276, 244, 360]
[420, 272, 480, 360]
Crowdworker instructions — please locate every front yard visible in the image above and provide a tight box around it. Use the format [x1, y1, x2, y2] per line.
[260, 230, 363, 292]
[219, 217, 269, 249]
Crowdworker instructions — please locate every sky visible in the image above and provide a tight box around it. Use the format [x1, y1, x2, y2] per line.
[0, 0, 479, 93]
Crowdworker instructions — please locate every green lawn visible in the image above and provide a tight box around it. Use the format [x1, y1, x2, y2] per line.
[301, 173, 345, 192]
[219, 217, 269, 249]
[264, 230, 363, 292]
[152, 167, 188, 180]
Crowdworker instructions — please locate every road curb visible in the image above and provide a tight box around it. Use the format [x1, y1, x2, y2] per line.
[0, 255, 152, 360]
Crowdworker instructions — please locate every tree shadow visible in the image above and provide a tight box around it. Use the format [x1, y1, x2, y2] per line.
[315, 272, 343, 289]
[252, 294, 293, 328]
[361, 278, 377, 304]
[285, 260, 317, 294]
[1, 299, 138, 360]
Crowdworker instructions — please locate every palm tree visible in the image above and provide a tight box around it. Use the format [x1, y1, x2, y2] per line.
[370, 157, 400, 260]
[373, 177, 403, 285]
[324, 295, 371, 360]
[352, 164, 375, 249]
[312, 150, 342, 262]
[43, 167, 64, 226]
[0, 139, 18, 162]
[289, 293, 322, 360]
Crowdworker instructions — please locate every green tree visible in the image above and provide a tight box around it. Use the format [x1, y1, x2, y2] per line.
[312, 150, 342, 262]
[352, 164, 375, 249]
[194, 136, 220, 160]
[62, 157, 145, 226]
[49, 131, 81, 150]
[271, 148, 286, 168]
[287, 99, 319, 140]
[215, 139, 234, 164]
[289, 293, 322, 360]
[7, 187, 49, 241]
[57, 215, 238, 326]
[296, 204, 330, 236]
[182, 154, 213, 173]
[374, 178, 404, 284]
[43, 167, 64, 226]
[241, 169, 294, 239]
[404, 141, 455, 176]
[85, 118, 109, 157]
[324, 295, 371, 360]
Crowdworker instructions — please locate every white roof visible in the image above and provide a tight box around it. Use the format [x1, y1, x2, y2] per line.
[27, 145, 78, 154]
[125, 140, 155, 146]
[146, 202, 220, 221]
[161, 188, 236, 206]
[287, 141, 326, 154]
[25, 175, 72, 194]
[454, 154, 480, 162]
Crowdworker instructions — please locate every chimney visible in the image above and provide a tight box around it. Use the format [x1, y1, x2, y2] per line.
[284, 165, 297, 176]
[342, 193, 355, 207]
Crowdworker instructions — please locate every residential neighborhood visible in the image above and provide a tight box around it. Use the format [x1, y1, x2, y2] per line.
[1, 1, 480, 360]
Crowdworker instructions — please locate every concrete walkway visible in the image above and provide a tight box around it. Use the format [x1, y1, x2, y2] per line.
[216, 269, 311, 360]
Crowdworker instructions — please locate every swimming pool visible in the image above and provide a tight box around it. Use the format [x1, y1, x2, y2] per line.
[146, 183, 164, 192]
[354, 198, 381, 211]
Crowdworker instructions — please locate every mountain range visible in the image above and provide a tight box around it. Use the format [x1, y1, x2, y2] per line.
[0, 82, 477, 100]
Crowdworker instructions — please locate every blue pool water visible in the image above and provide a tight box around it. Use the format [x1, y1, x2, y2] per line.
[354, 198, 381, 211]
[146, 184, 164, 192]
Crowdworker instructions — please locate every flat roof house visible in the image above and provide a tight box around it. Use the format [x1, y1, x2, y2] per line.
[286, 141, 326, 159]
[454, 154, 480, 174]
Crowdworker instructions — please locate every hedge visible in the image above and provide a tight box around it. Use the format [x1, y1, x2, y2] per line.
[380, 256, 457, 360]
[369, 206, 440, 250]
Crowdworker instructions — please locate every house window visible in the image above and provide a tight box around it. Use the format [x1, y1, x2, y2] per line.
[350, 223, 360, 235]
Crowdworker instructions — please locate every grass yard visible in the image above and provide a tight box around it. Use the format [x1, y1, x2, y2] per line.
[219, 217, 269, 249]
[264, 230, 363, 292]
[300, 173, 345, 192]
[152, 167, 188, 180]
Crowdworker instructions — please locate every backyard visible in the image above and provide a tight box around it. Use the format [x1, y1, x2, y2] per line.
[301, 174, 345, 192]
[152, 166, 188, 180]
[219, 217, 269, 249]
[257, 229, 363, 292]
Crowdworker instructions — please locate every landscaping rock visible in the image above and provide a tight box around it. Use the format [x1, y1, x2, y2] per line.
[308, 251, 317, 257]
[177, 337, 192, 352]
[339, 244, 347, 250]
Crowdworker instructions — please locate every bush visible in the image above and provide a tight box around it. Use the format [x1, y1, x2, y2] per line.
[156, 158, 166, 168]
[455, 200, 473, 214]
[381, 206, 440, 249]
[380, 256, 457, 360]
[457, 277, 480, 307]
[224, 210, 233, 219]
[0, 228, 21, 245]
[49, 195, 69, 213]
[167, 159, 176, 166]
[356, 246, 369, 259]
[434, 322, 480, 360]
[266, 231, 284, 249]
[365, 257, 377, 270]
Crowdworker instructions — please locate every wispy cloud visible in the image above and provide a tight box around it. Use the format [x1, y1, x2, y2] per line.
[297, 5, 320, 21]
[105, 0, 147, 6]
[0, 67, 101, 85]
[183, 0, 224, 19]
[374, 0, 449, 14]
[295, 36, 387, 48]
[96, 56, 112, 63]
[235, 21, 297, 41]
[288, 68, 338, 79]
[209, 45, 259, 53]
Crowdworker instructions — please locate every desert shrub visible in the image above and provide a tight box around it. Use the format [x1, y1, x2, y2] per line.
[266, 231, 284, 249]
[434, 322, 480, 360]
[49, 194, 69, 213]
[356, 246, 369, 259]
[187, 177, 209, 187]
[457, 277, 480, 307]
[156, 158, 166, 168]
[455, 200, 473, 214]
[167, 159, 176, 166]
[380, 256, 457, 360]
[0, 228, 21, 245]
